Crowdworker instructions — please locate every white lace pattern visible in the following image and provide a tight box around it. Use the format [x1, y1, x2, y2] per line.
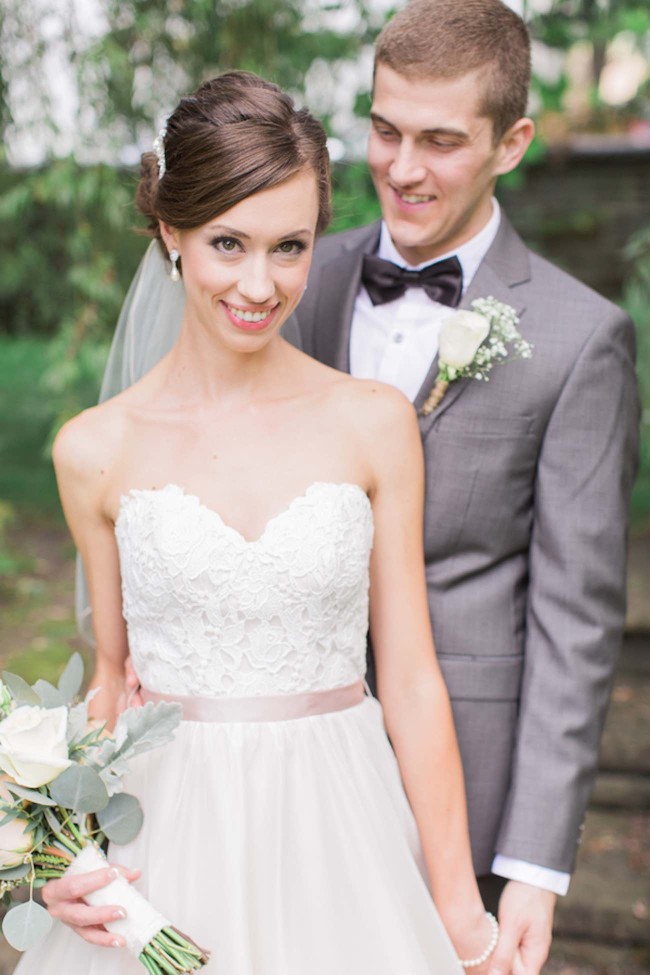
[115, 482, 374, 697]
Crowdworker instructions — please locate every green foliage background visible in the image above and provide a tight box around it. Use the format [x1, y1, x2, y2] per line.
[0, 0, 648, 527]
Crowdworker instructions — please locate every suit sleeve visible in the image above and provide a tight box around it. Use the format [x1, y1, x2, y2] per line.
[495, 306, 640, 872]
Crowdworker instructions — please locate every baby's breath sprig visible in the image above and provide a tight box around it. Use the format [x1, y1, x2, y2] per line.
[421, 297, 533, 415]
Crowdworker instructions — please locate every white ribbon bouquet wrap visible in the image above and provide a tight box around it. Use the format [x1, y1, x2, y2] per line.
[0, 655, 209, 973]
[66, 845, 167, 956]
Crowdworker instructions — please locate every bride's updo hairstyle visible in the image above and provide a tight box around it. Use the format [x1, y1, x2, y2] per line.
[137, 71, 331, 260]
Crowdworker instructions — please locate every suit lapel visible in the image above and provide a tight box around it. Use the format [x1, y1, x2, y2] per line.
[314, 224, 381, 371]
[416, 215, 531, 437]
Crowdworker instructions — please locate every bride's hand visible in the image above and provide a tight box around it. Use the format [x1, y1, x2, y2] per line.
[444, 908, 496, 975]
[42, 864, 141, 947]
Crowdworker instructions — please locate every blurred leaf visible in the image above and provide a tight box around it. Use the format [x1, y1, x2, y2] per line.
[623, 223, 650, 527]
[49, 765, 109, 814]
[57, 652, 84, 704]
[5, 784, 56, 807]
[111, 700, 182, 753]
[2, 900, 53, 951]
[1, 672, 41, 707]
[91, 701, 181, 796]
[66, 701, 91, 745]
[96, 792, 144, 844]
[32, 681, 65, 709]
[0, 863, 31, 881]
[44, 805, 64, 835]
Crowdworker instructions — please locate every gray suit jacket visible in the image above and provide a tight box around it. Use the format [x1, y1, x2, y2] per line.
[293, 216, 640, 875]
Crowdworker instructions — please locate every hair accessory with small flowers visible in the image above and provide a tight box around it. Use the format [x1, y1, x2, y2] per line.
[420, 296, 533, 416]
[152, 125, 167, 180]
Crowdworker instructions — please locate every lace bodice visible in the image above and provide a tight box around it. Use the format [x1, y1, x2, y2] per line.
[115, 482, 374, 697]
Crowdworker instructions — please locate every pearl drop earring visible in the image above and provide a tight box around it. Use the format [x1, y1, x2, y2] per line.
[169, 248, 180, 282]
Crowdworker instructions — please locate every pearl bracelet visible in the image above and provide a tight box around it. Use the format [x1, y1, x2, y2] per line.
[458, 911, 499, 969]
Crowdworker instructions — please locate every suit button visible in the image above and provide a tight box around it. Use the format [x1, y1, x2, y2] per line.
[393, 332, 404, 344]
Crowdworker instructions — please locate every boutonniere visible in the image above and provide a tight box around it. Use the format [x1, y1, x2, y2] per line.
[420, 297, 533, 416]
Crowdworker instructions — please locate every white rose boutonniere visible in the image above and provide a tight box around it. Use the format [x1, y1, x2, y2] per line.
[421, 296, 533, 416]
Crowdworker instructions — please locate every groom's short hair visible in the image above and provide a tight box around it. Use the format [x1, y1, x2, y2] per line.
[374, 0, 531, 142]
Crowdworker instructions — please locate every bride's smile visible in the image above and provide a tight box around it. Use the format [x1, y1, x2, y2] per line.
[160, 169, 318, 355]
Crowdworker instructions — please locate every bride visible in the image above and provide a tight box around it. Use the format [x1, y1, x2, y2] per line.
[18, 72, 497, 974]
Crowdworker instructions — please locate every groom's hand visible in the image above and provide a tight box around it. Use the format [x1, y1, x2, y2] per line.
[116, 655, 142, 713]
[488, 881, 556, 975]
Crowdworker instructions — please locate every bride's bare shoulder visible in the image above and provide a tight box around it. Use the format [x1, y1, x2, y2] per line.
[52, 365, 160, 480]
[52, 395, 128, 489]
[325, 374, 418, 436]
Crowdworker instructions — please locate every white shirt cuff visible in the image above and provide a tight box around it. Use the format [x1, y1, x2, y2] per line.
[491, 855, 570, 896]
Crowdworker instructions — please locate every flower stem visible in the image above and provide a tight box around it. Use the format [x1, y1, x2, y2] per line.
[139, 927, 208, 973]
[53, 831, 80, 856]
[67, 819, 84, 846]
[142, 944, 179, 975]
[420, 379, 449, 416]
[139, 952, 161, 975]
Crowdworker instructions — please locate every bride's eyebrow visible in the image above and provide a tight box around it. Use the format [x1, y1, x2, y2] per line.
[278, 229, 313, 241]
[206, 225, 313, 241]
[207, 224, 250, 238]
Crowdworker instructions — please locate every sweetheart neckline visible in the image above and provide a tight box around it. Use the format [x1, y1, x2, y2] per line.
[115, 481, 372, 546]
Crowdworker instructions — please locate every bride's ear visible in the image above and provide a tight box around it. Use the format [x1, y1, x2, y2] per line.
[159, 220, 180, 258]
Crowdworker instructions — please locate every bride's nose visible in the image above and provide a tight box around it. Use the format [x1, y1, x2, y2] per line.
[238, 256, 275, 304]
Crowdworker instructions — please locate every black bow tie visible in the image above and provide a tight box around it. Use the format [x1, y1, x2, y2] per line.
[361, 253, 463, 308]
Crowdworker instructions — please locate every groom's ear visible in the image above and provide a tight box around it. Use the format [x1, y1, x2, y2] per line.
[159, 220, 180, 254]
[493, 117, 535, 177]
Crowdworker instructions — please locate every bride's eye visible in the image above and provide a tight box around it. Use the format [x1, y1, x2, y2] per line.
[276, 240, 306, 256]
[211, 236, 241, 254]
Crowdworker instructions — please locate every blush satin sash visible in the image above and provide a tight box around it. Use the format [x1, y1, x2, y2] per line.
[140, 680, 366, 723]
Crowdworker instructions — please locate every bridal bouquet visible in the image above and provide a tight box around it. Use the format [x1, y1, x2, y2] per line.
[0, 654, 209, 973]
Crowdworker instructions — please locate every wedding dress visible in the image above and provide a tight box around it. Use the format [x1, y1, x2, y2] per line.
[15, 481, 463, 974]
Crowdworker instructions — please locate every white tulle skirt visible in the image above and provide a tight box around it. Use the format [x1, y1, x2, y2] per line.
[14, 696, 463, 974]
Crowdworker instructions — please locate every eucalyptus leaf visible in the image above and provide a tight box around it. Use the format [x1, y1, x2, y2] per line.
[57, 653, 84, 704]
[2, 900, 53, 951]
[0, 809, 22, 826]
[49, 766, 109, 814]
[32, 823, 47, 847]
[44, 806, 63, 835]
[0, 863, 31, 881]
[32, 680, 65, 709]
[1, 673, 41, 708]
[96, 793, 144, 844]
[5, 784, 56, 807]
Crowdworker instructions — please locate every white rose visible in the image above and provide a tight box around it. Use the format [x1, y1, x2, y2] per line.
[0, 706, 73, 788]
[0, 779, 33, 867]
[439, 310, 490, 369]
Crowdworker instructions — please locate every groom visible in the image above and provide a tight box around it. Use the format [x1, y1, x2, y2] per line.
[296, 5, 637, 969]
[298, 2, 640, 970]
[80, 1, 638, 972]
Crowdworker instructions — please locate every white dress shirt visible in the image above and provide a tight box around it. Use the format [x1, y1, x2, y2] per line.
[349, 200, 501, 401]
[349, 200, 570, 897]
